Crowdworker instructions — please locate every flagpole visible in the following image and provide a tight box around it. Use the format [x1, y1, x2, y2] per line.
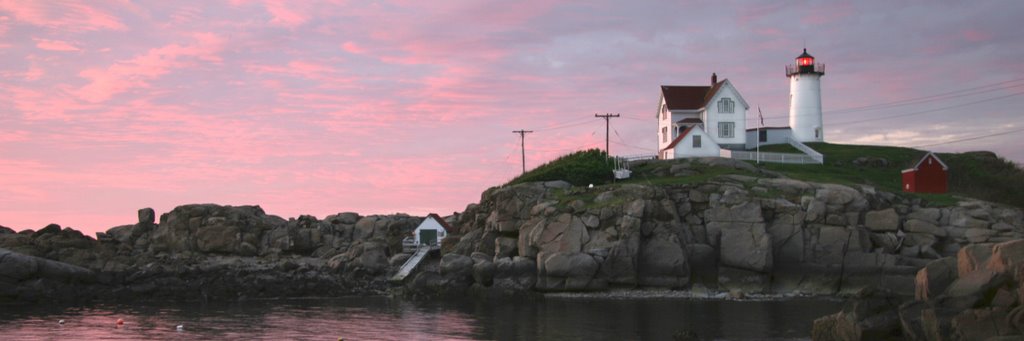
[757, 106, 762, 164]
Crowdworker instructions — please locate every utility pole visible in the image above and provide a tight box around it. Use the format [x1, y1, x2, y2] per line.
[512, 129, 533, 174]
[594, 113, 620, 155]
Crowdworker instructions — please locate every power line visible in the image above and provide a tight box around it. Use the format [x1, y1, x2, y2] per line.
[512, 130, 533, 174]
[910, 127, 1024, 148]
[595, 113, 620, 154]
[830, 91, 1024, 127]
[825, 78, 1024, 114]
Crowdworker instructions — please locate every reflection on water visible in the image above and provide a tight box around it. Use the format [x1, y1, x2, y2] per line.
[0, 295, 842, 340]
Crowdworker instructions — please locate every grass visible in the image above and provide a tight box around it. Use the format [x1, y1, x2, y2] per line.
[498, 143, 1024, 209]
[505, 149, 615, 187]
[756, 143, 1024, 208]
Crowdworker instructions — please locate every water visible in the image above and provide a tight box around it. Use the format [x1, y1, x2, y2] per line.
[0, 296, 843, 340]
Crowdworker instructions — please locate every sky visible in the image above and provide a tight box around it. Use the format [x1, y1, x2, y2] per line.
[2, 1, 1023, 236]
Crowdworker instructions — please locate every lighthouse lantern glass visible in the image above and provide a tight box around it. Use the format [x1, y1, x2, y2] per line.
[798, 57, 813, 66]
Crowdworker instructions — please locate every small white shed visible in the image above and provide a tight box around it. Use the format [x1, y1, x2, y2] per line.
[413, 213, 452, 245]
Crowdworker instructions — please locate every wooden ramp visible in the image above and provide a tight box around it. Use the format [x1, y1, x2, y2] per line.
[389, 245, 431, 283]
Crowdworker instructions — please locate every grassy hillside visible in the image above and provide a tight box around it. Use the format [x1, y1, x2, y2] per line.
[505, 149, 614, 187]
[757, 143, 1024, 208]
[500, 143, 1024, 209]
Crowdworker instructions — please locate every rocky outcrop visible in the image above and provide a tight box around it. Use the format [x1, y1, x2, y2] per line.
[813, 239, 1024, 340]
[443, 159, 1023, 297]
[0, 204, 425, 303]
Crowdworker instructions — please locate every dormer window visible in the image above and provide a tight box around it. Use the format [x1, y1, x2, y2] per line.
[661, 104, 668, 120]
[718, 98, 734, 113]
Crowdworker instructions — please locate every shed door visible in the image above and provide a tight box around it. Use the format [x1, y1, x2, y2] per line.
[419, 230, 437, 245]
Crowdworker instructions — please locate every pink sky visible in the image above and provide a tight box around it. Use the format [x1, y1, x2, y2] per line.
[2, 1, 1023, 236]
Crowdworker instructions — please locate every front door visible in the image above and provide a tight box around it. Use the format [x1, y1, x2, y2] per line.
[419, 230, 437, 245]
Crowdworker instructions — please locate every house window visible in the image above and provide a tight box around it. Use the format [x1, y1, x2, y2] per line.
[759, 130, 767, 142]
[693, 135, 701, 148]
[815, 127, 820, 139]
[662, 127, 668, 143]
[661, 104, 667, 120]
[718, 98, 734, 113]
[719, 122, 735, 138]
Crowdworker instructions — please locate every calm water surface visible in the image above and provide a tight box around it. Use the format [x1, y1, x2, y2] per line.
[0, 295, 842, 340]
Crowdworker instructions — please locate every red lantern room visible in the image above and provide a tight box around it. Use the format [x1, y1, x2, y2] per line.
[797, 49, 814, 66]
[787, 48, 824, 76]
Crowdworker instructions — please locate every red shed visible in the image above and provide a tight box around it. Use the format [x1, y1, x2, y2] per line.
[901, 152, 949, 193]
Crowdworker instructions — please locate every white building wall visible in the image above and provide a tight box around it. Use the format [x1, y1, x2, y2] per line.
[788, 73, 823, 142]
[705, 83, 747, 149]
[413, 217, 447, 244]
[673, 128, 721, 158]
[744, 128, 793, 149]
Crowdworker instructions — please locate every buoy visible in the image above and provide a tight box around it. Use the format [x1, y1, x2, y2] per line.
[176, 324, 184, 332]
[116, 318, 124, 327]
[58, 319, 65, 325]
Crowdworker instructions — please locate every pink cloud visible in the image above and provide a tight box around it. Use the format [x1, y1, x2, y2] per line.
[75, 32, 224, 102]
[34, 38, 80, 51]
[0, 0, 126, 31]
[341, 41, 366, 54]
[263, 0, 308, 27]
[962, 29, 992, 42]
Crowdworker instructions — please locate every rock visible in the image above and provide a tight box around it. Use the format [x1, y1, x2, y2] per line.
[706, 202, 763, 223]
[494, 237, 517, 259]
[958, 244, 995, 277]
[718, 266, 769, 293]
[718, 223, 772, 272]
[865, 209, 899, 232]
[986, 240, 1024, 275]
[908, 208, 942, 225]
[904, 219, 947, 237]
[942, 269, 1008, 309]
[915, 257, 957, 301]
[527, 213, 589, 254]
[950, 307, 1012, 341]
[537, 251, 600, 290]
[965, 228, 998, 243]
[492, 256, 536, 290]
[440, 253, 474, 279]
[637, 238, 689, 287]
[389, 253, 411, 267]
[138, 208, 156, 225]
[472, 258, 495, 286]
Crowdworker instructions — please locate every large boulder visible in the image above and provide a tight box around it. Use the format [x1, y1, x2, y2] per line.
[941, 269, 1008, 309]
[637, 238, 689, 287]
[440, 253, 474, 282]
[492, 256, 536, 290]
[536, 251, 601, 291]
[718, 224, 772, 272]
[958, 243, 995, 277]
[915, 257, 957, 301]
[864, 209, 899, 232]
[987, 240, 1024, 275]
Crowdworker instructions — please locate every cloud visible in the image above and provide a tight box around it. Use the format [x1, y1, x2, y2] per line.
[263, 0, 307, 27]
[75, 32, 224, 102]
[0, 0, 126, 31]
[34, 38, 80, 51]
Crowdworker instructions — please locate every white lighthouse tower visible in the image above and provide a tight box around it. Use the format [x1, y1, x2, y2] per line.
[787, 48, 825, 142]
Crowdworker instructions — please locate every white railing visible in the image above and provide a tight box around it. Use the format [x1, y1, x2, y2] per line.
[617, 153, 657, 162]
[786, 138, 824, 163]
[729, 150, 821, 164]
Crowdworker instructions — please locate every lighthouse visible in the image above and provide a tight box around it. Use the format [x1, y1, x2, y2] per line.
[786, 48, 825, 142]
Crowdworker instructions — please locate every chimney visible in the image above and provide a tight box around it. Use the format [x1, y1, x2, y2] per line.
[711, 72, 718, 85]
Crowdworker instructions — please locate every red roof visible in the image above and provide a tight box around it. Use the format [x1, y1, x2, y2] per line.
[910, 152, 949, 171]
[662, 125, 695, 151]
[426, 213, 455, 232]
[661, 81, 725, 110]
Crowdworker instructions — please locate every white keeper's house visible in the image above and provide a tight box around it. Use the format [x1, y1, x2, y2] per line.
[657, 48, 827, 161]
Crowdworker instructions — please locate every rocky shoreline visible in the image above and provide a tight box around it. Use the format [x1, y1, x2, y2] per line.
[2, 158, 1023, 339]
